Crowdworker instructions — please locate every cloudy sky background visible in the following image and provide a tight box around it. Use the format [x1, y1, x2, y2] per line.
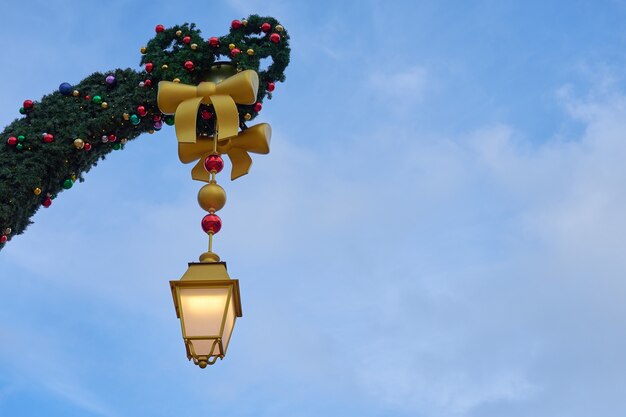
[2, 1, 626, 416]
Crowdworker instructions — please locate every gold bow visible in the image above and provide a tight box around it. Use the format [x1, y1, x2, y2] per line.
[179, 123, 271, 181]
[157, 70, 259, 143]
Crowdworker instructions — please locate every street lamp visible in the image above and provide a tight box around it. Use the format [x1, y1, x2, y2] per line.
[170, 262, 242, 368]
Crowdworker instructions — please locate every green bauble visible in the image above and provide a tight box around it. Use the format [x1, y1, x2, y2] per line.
[165, 115, 175, 126]
[16, 143, 23, 150]
[130, 114, 140, 125]
[113, 143, 121, 150]
[62, 179, 73, 189]
[17, 135, 25, 142]
[92, 95, 102, 104]
[19, 107, 25, 115]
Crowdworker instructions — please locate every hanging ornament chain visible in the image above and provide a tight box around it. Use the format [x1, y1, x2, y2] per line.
[198, 121, 226, 262]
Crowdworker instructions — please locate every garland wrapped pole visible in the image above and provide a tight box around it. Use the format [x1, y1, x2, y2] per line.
[0, 16, 290, 368]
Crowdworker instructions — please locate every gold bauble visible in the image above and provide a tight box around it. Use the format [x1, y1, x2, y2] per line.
[73, 138, 85, 149]
[101, 102, 109, 109]
[162, 64, 169, 70]
[175, 30, 182, 36]
[247, 48, 255, 56]
[33, 187, 42, 195]
[123, 113, 130, 120]
[173, 78, 181, 83]
[275, 24, 284, 32]
[120, 138, 128, 144]
[148, 129, 155, 134]
[191, 43, 198, 50]
[241, 19, 248, 26]
[228, 43, 236, 50]
[244, 112, 252, 120]
[197, 183, 227, 212]
[140, 46, 147, 54]
[3, 228, 11, 235]
[71, 174, 77, 181]
[72, 90, 80, 97]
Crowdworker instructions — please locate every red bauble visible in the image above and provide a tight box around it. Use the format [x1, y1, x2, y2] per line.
[270, 33, 281, 43]
[23, 100, 33, 110]
[183, 35, 191, 44]
[153, 115, 161, 122]
[42, 197, 52, 208]
[184, 60, 195, 71]
[231, 20, 242, 29]
[201, 110, 213, 120]
[7, 136, 17, 146]
[145, 62, 154, 73]
[261, 22, 271, 32]
[254, 102, 262, 112]
[208, 37, 219, 47]
[0, 235, 7, 244]
[267, 82, 275, 92]
[201, 214, 222, 234]
[108, 134, 117, 142]
[42, 133, 54, 143]
[155, 24, 165, 33]
[84, 143, 92, 151]
[230, 48, 241, 57]
[144, 79, 152, 88]
[204, 154, 224, 173]
[137, 106, 147, 116]
[84, 95, 91, 101]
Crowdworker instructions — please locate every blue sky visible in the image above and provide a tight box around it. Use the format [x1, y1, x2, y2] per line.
[2, 1, 626, 416]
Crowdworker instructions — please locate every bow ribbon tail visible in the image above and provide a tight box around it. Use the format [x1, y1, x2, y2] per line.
[191, 159, 212, 182]
[210, 94, 240, 141]
[226, 149, 253, 180]
[175, 97, 204, 143]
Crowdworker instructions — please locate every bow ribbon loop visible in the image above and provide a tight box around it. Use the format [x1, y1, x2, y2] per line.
[178, 123, 271, 181]
[157, 70, 259, 143]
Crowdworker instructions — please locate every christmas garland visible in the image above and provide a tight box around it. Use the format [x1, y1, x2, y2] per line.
[0, 15, 290, 248]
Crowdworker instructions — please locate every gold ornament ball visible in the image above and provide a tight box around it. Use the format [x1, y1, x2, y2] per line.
[191, 43, 198, 50]
[73, 138, 85, 149]
[173, 78, 181, 83]
[162, 64, 169, 70]
[101, 102, 109, 109]
[140, 46, 147, 54]
[175, 30, 182, 36]
[228, 43, 236, 50]
[244, 112, 252, 120]
[123, 113, 130, 120]
[72, 90, 80, 97]
[71, 174, 77, 181]
[3, 228, 11, 235]
[241, 19, 248, 26]
[120, 138, 128, 144]
[33, 187, 42, 195]
[198, 183, 227, 212]
[247, 48, 255, 56]
[275, 24, 284, 32]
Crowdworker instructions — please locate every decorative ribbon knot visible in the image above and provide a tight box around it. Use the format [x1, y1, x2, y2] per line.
[157, 70, 259, 143]
[178, 123, 271, 181]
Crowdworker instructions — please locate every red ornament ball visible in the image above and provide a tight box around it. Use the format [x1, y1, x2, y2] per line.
[108, 134, 117, 142]
[84, 95, 91, 101]
[270, 33, 281, 43]
[267, 82, 275, 92]
[23, 100, 34, 110]
[144, 79, 152, 87]
[0, 235, 6, 244]
[7, 136, 17, 146]
[230, 48, 241, 57]
[231, 20, 242, 29]
[153, 115, 162, 122]
[137, 106, 147, 116]
[201, 214, 222, 234]
[261, 22, 272, 32]
[155, 24, 165, 33]
[145, 62, 154, 73]
[204, 154, 224, 173]
[208, 37, 219, 47]
[84, 143, 92, 151]
[201, 110, 213, 120]
[42, 197, 52, 208]
[254, 102, 262, 112]
[42, 133, 54, 143]
[184, 60, 195, 71]
[183, 35, 191, 44]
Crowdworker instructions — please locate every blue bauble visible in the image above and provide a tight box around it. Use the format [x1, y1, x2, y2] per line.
[59, 82, 73, 95]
